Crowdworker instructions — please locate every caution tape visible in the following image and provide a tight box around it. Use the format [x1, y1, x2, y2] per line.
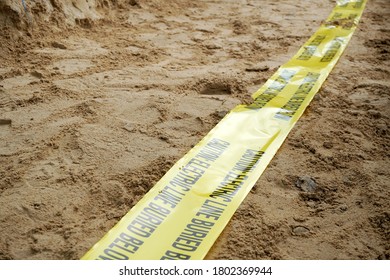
[81, 0, 367, 260]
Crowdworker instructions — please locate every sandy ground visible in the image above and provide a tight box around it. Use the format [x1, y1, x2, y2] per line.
[0, 0, 389, 260]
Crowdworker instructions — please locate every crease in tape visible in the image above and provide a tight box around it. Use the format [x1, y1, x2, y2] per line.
[81, 0, 367, 260]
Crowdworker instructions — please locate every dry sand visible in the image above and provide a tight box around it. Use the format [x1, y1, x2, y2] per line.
[0, 0, 389, 259]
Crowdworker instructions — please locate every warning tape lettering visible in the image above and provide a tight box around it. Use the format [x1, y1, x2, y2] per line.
[249, 69, 296, 109]
[297, 35, 327, 61]
[321, 37, 345, 62]
[161, 149, 264, 259]
[276, 72, 321, 120]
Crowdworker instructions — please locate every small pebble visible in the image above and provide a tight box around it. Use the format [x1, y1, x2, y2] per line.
[292, 226, 310, 236]
[296, 175, 317, 192]
[123, 123, 135, 132]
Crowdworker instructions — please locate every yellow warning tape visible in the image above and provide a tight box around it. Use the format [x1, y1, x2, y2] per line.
[82, 0, 367, 260]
